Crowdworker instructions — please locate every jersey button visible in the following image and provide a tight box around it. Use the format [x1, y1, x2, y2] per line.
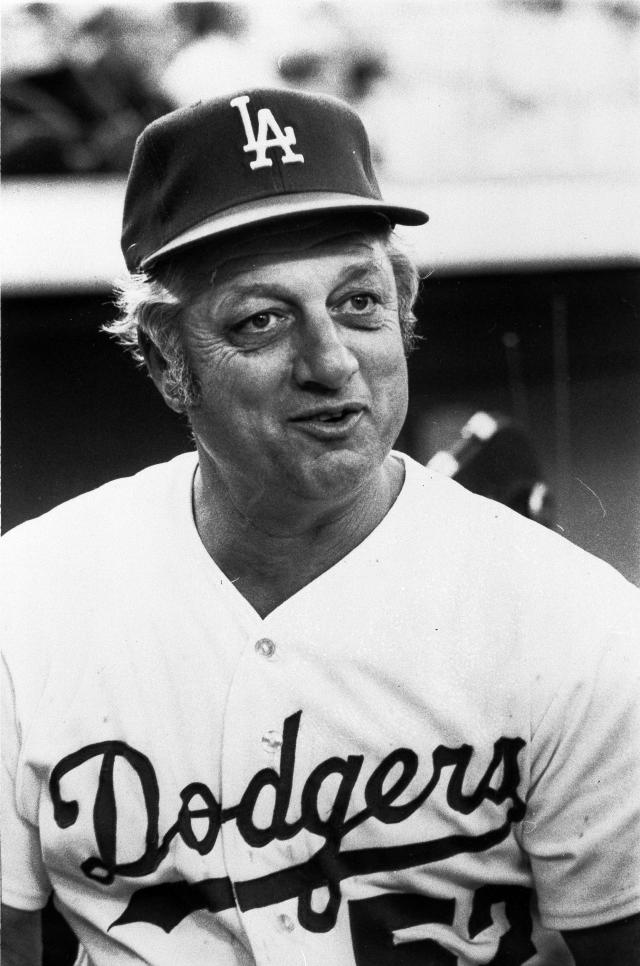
[261, 731, 283, 754]
[255, 637, 276, 658]
[277, 913, 295, 932]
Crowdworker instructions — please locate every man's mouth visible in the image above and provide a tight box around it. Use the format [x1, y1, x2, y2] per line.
[292, 404, 364, 421]
[290, 405, 366, 436]
[315, 410, 354, 423]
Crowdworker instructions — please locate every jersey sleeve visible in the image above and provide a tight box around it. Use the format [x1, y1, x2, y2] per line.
[1, 653, 52, 910]
[520, 575, 640, 931]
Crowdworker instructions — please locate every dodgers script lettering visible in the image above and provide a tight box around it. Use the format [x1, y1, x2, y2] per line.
[49, 711, 526, 935]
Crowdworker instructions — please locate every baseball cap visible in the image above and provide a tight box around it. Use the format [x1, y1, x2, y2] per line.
[121, 87, 428, 273]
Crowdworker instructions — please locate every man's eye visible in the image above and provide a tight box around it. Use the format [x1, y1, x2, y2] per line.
[231, 311, 285, 338]
[242, 312, 281, 331]
[227, 310, 290, 348]
[342, 293, 379, 313]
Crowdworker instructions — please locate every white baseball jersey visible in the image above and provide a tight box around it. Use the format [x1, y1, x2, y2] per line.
[2, 451, 639, 965]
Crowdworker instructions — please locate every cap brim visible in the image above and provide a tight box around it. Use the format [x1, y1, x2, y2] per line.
[140, 191, 428, 269]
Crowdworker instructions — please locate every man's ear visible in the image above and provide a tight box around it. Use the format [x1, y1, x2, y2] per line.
[138, 330, 185, 414]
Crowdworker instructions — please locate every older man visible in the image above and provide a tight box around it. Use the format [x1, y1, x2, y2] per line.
[2, 88, 639, 966]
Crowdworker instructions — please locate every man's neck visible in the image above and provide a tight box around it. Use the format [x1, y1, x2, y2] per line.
[192, 456, 405, 618]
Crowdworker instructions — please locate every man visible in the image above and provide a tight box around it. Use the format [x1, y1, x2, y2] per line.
[2, 88, 639, 966]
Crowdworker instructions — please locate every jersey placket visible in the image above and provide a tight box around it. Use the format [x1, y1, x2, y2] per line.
[219, 619, 311, 964]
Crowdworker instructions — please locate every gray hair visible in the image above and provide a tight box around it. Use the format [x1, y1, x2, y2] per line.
[104, 225, 421, 409]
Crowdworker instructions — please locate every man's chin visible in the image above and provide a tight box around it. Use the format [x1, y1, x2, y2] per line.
[290, 448, 385, 505]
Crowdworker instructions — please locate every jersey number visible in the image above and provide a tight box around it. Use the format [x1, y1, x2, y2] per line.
[348, 886, 535, 965]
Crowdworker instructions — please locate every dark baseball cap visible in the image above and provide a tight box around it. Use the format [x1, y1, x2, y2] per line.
[121, 87, 428, 273]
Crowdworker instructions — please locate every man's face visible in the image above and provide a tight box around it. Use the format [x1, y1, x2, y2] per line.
[181, 221, 409, 517]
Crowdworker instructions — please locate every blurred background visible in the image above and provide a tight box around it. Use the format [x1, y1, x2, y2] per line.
[2, 1, 640, 960]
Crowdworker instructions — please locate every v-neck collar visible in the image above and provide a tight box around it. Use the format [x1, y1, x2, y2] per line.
[173, 451, 417, 628]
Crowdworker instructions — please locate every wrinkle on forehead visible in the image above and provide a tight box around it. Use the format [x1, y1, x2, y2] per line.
[215, 237, 389, 289]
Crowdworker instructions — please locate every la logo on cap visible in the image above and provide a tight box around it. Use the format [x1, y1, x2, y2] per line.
[230, 94, 305, 170]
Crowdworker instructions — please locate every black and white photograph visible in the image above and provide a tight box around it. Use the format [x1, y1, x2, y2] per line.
[2, 2, 640, 964]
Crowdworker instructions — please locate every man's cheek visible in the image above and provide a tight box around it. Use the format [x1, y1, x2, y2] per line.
[375, 349, 409, 389]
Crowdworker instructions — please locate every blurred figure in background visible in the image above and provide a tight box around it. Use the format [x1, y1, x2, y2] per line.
[427, 410, 557, 528]
[160, 2, 276, 107]
[2, 3, 177, 174]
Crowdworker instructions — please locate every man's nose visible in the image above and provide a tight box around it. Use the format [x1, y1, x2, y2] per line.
[292, 313, 359, 390]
